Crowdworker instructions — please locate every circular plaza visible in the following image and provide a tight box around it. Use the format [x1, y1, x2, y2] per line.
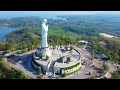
[32, 45, 81, 77]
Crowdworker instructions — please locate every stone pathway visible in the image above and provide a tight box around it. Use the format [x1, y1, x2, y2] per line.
[47, 61, 56, 78]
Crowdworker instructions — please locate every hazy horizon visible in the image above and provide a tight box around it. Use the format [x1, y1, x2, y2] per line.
[0, 11, 120, 19]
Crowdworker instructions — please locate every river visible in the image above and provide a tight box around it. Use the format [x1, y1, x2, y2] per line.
[0, 27, 14, 42]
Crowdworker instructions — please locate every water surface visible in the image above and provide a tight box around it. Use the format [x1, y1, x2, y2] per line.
[0, 27, 14, 42]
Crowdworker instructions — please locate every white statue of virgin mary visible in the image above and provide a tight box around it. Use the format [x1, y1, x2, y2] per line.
[41, 19, 48, 48]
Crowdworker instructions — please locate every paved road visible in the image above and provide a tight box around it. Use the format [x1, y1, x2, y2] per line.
[104, 61, 120, 78]
[71, 45, 120, 79]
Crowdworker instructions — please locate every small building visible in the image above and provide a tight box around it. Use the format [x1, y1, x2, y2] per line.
[85, 47, 94, 53]
[98, 54, 109, 61]
[78, 40, 88, 44]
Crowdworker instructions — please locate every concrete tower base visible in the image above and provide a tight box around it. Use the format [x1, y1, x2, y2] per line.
[41, 47, 52, 57]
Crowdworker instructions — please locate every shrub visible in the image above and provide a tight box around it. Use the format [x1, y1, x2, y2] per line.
[64, 46, 68, 51]
[9, 68, 26, 79]
[112, 71, 120, 79]
[0, 58, 5, 61]
[22, 49, 28, 53]
[6, 49, 12, 53]
[45, 55, 49, 61]
[38, 53, 43, 59]
[0, 54, 4, 58]
[67, 57, 71, 62]
[53, 45, 56, 49]
[100, 62, 109, 76]
[63, 62, 80, 70]
[0, 60, 30, 79]
[38, 68, 42, 75]
[70, 46, 74, 51]
[16, 51, 22, 54]
[58, 56, 64, 63]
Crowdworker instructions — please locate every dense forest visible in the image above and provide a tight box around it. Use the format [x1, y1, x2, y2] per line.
[0, 16, 103, 36]
[0, 26, 80, 52]
[0, 16, 105, 53]
[58, 15, 120, 37]
[89, 40, 120, 64]
[0, 15, 120, 56]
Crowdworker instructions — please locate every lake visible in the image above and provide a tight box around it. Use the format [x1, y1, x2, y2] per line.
[0, 27, 14, 42]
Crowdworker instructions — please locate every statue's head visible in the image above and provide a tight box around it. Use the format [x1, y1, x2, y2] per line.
[42, 19, 47, 24]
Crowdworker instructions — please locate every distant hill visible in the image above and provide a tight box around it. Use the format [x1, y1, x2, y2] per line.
[58, 15, 120, 37]
[0, 16, 43, 28]
[1, 15, 120, 38]
[0, 16, 101, 36]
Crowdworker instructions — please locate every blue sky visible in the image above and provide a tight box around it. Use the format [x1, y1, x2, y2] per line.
[0, 11, 120, 15]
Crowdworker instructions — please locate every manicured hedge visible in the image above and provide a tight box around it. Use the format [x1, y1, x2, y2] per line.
[63, 62, 80, 70]
[63, 67, 81, 77]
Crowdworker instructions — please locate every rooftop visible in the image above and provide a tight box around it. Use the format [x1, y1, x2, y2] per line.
[35, 60, 48, 66]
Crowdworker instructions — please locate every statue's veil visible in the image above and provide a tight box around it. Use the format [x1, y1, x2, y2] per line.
[42, 19, 47, 24]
